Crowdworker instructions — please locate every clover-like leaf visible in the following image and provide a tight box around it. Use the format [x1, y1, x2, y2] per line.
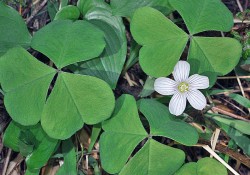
[0, 47, 56, 125]
[188, 37, 242, 76]
[0, 2, 31, 56]
[131, 6, 241, 78]
[175, 158, 227, 175]
[54, 5, 80, 21]
[71, 3, 127, 89]
[138, 99, 199, 146]
[100, 95, 195, 174]
[42, 72, 115, 139]
[31, 20, 105, 69]
[131, 7, 188, 77]
[1, 21, 115, 139]
[175, 162, 197, 175]
[110, 0, 173, 18]
[3, 121, 58, 172]
[169, 0, 233, 35]
[197, 158, 227, 175]
[119, 139, 185, 175]
[100, 94, 148, 174]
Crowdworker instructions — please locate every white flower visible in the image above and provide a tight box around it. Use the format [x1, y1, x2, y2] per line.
[154, 61, 209, 116]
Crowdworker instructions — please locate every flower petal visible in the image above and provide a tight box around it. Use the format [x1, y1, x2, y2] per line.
[187, 74, 209, 90]
[154, 77, 177, 95]
[173, 61, 190, 82]
[169, 92, 187, 116]
[187, 89, 207, 110]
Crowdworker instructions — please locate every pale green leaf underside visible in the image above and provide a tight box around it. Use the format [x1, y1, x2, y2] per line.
[31, 20, 105, 69]
[188, 37, 242, 76]
[169, 0, 233, 34]
[42, 72, 115, 140]
[138, 99, 199, 146]
[175, 158, 227, 175]
[111, 0, 172, 18]
[119, 139, 185, 175]
[77, 0, 94, 15]
[0, 2, 31, 56]
[77, 0, 107, 15]
[0, 47, 56, 125]
[100, 95, 147, 173]
[54, 5, 80, 21]
[72, 5, 127, 89]
[131, 7, 188, 77]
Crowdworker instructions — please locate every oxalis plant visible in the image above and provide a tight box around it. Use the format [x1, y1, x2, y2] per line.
[0, 0, 248, 175]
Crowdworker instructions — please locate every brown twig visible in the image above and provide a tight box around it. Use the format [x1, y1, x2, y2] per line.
[236, 0, 244, 12]
[212, 106, 250, 122]
[26, 0, 48, 24]
[212, 88, 250, 95]
[2, 149, 11, 175]
[217, 96, 247, 116]
[199, 140, 250, 168]
[7, 154, 23, 175]
[218, 75, 250, 79]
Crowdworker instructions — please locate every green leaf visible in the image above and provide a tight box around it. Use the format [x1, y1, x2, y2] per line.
[25, 169, 39, 175]
[0, 47, 56, 125]
[131, 7, 188, 77]
[47, 0, 59, 20]
[111, 0, 173, 18]
[229, 93, 250, 108]
[216, 122, 250, 155]
[31, 20, 105, 69]
[119, 139, 185, 175]
[139, 76, 156, 97]
[100, 94, 148, 174]
[56, 139, 77, 175]
[77, 0, 98, 15]
[71, 5, 127, 89]
[175, 162, 197, 175]
[0, 2, 31, 56]
[88, 124, 101, 152]
[25, 127, 58, 172]
[123, 40, 140, 72]
[188, 37, 242, 76]
[3, 121, 22, 152]
[60, 0, 68, 8]
[212, 116, 250, 135]
[169, 0, 233, 35]
[197, 158, 227, 175]
[3, 121, 58, 172]
[54, 5, 80, 20]
[41, 72, 115, 139]
[175, 158, 227, 175]
[137, 99, 174, 122]
[138, 99, 199, 146]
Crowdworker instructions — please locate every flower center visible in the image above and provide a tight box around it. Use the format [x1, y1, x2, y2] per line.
[178, 82, 189, 93]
